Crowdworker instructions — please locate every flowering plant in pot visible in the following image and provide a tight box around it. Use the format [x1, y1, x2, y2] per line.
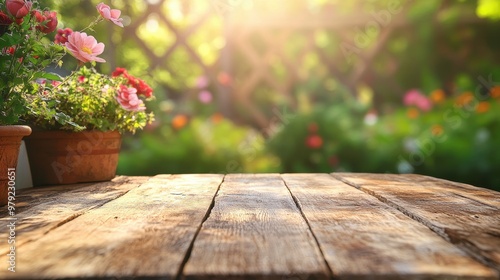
[0, 0, 153, 187]
[25, 66, 154, 134]
[23, 66, 155, 186]
[0, 0, 64, 204]
[0, 0, 123, 124]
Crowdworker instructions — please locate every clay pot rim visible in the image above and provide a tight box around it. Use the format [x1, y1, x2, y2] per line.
[0, 125, 32, 137]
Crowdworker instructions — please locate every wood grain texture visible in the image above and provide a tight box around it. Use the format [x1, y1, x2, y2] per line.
[2, 174, 223, 280]
[183, 173, 330, 279]
[333, 173, 500, 275]
[282, 173, 496, 279]
[0, 176, 147, 254]
[403, 174, 500, 209]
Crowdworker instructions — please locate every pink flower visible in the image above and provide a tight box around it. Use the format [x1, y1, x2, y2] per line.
[65, 32, 105, 63]
[111, 67, 153, 98]
[36, 78, 46, 85]
[403, 89, 432, 111]
[6, 0, 31, 19]
[415, 97, 432, 111]
[198, 90, 212, 103]
[54, 28, 73, 44]
[403, 89, 421, 106]
[96, 3, 123, 27]
[116, 85, 145, 111]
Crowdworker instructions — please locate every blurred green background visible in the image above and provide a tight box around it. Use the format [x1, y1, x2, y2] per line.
[46, 0, 500, 190]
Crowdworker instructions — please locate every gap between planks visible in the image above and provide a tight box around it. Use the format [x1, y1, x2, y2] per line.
[282, 173, 496, 279]
[174, 174, 226, 280]
[182, 173, 330, 279]
[281, 175, 335, 278]
[332, 173, 500, 276]
[6, 174, 225, 279]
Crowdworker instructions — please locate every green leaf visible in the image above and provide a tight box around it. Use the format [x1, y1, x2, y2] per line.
[34, 72, 63, 81]
[0, 33, 23, 48]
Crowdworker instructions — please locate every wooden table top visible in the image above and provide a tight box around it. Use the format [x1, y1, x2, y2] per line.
[1, 173, 499, 279]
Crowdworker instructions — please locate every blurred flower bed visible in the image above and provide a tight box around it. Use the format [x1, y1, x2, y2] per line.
[118, 115, 281, 175]
[268, 84, 500, 191]
[118, 73, 500, 191]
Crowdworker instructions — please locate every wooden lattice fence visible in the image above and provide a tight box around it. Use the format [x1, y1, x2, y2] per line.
[119, 0, 411, 132]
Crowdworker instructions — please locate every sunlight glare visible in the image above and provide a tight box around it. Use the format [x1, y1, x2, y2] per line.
[145, 14, 160, 33]
[167, 0, 184, 22]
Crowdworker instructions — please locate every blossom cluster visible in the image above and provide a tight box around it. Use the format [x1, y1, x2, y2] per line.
[37, 66, 154, 113]
[0, 0, 155, 130]
[1, 0, 57, 33]
[1, 1, 122, 64]
[403, 89, 432, 112]
[111, 68, 154, 111]
[112, 68, 153, 98]
[52, 3, 123, 63]
[28, 66, 154, 133]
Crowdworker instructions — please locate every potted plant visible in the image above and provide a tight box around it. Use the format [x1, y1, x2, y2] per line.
[23, 66, 154, 185]
[0, 0, 64, 204]
[0, 0, 153, 189]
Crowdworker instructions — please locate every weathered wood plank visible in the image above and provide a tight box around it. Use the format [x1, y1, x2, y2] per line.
[283, 173, 497, 279]
[0, 176, 147, 253]
[2, 174, 223, 279]
[183, 173, 330, 279]
[403, 174, 500, 209]
[333, 173, 500, 275]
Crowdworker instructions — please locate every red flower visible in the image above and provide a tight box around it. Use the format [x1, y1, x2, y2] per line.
[6, 47, 15, 55]
[30, 9, 43, 22]
[0, 11, 13, 25]
[6, 0, 31, 19]
[112, 67, 153, 98]
[35, 10, 58, 34]
[130, 78, 153, 98]
[112, 67, 128, 77]
[306, 134, 323, 149]
[54, 28, 73, 44]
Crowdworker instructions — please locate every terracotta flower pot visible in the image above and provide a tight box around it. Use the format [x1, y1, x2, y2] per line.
[24, 130, 121, 186]
[0, 125, 32, 205]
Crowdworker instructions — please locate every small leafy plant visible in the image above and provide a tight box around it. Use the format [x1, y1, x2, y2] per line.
[25, 66, 154, 133]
